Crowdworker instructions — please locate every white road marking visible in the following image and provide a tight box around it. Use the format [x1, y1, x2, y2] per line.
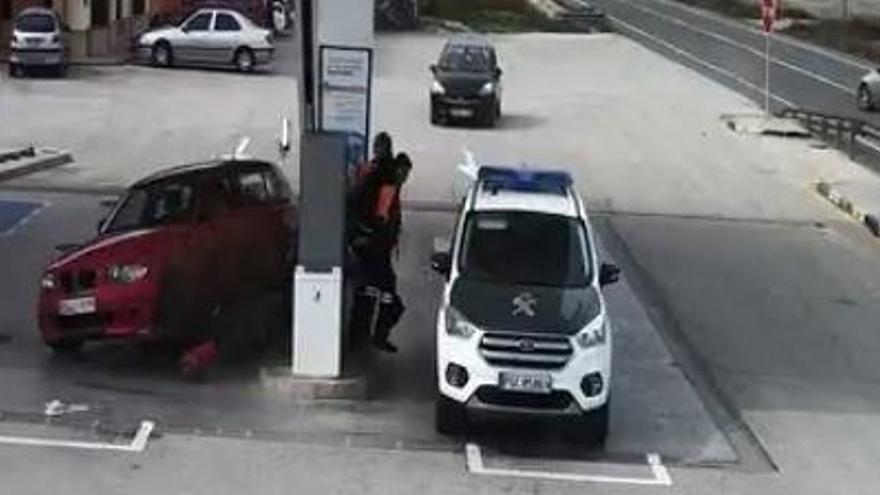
[465, 443, 673, 486]
[619, 0, 857, 95]
[0, 200, 49, 238]
[610, 15, 796, 107]
[856, 134, 880, 155]
[0, 420, 155, 453]
[637, 0, 874, 72]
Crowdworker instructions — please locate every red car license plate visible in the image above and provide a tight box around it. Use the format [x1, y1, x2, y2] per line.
[58, 297, 96, 316]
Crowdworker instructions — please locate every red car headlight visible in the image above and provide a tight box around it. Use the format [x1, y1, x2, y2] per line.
[107, 264, 149, 284]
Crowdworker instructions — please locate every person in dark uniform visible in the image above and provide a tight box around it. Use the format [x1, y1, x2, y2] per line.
[349, 149, 411, 353]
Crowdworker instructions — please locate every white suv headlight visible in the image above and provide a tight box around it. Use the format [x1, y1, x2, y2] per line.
[445, 306, 478, 339]
[576, 320, 608, 349]
[431, 80, 445, 95]
[479, 81, 495, 95]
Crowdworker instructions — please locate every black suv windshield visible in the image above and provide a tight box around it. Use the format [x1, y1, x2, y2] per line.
[459, 211, 592, 287]
[439, 45, 492, 73]
[104, 181, 195, 233]
[15, 14, 56, 33]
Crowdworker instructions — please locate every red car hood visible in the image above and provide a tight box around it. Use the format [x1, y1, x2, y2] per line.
[48, 227, 182, 270]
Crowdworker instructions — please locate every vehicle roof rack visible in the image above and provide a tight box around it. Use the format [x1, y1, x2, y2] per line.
[478, 166, 572, 195]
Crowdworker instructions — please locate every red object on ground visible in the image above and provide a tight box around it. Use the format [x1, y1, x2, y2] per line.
[179, 340, 219, 377]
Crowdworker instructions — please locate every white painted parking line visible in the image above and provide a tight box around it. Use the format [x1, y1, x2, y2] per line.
[610, 15, 796, 108]
[0, 420, 155, 453]
[465, 443, 673, 486]
[620, 0, 857, 95]
[0, 200, 49, 237]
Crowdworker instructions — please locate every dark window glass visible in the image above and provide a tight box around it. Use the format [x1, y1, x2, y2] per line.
[236, 171, 272, 204]
[184, 12, 212, 32]
[214, 13, 240, 31]
[105, 182, 195, 233]
[15, 14, 56, 33]
[1, 2, 13, 21]
[439, 44, 492, 73]
[459, 212, 592, 287]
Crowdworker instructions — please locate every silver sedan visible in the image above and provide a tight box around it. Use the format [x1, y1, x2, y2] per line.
[137, 8, 274, 72]
[857, 68, 880, 111]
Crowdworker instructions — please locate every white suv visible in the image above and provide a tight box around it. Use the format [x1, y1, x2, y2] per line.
[431, 166, 620, 444]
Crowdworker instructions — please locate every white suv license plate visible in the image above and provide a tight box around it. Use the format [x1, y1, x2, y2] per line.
[58, 297, 96, 316]
[499, 372, 552, 394]
[450, 108, 473, 118]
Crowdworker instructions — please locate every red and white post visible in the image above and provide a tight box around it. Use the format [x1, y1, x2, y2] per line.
[761, 0, 778, 115]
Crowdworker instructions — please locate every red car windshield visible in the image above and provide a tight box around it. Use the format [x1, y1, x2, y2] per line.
[104, 182, 195, 233]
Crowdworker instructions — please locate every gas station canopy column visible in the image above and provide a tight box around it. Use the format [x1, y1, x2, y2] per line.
[292, 0, 375, 378]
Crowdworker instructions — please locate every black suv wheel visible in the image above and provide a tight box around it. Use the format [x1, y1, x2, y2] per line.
[435, 394, 468, 435]
[572, 401, 609, 447]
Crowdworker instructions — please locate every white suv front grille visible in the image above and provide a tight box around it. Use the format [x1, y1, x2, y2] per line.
[479, 331, 573, 369]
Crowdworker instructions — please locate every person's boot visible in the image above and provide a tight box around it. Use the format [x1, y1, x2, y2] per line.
[372, 337, 398, 353]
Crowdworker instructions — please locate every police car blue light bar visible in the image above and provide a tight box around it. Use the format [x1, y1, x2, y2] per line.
[478, 166, 572, 194]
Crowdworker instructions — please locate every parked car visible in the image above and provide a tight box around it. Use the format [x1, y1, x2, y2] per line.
[857, 69, 880, 111]
[137, 8, 274, 72]
[8, 7, 67, 78]
[38, 159, 297, 354]
[430, 35, 503, 127]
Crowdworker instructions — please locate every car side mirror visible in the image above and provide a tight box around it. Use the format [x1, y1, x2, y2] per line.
[430, 64, 438, 74]
[599, 263, 621, 287]
[495, 67, 502, 78]
[431, 251, 452, 277]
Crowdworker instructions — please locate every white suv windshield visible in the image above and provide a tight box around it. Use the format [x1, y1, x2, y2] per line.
[459, 211, 592, 287]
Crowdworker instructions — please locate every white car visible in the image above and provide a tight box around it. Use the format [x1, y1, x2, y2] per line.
[137, 8, 274, 72]
[858, 69, 880, 111]
[430, 165, 620, 445]
[9, 7, 67, 77]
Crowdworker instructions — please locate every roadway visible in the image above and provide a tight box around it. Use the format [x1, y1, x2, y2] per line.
[595, 0, 877, 121]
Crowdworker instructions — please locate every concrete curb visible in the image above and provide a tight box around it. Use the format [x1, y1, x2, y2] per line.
[528, 0, 566, 19]
[0, 148, 73, 183]
[814, 180, 880, 239]
[1, 56, 129, 66]
[260, 365, 370, 400]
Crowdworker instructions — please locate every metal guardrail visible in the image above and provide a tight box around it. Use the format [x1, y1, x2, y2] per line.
[778, 108, 880, 158]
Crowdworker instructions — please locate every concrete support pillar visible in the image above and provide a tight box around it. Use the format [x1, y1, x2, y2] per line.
[65, 0, 91, 30]
[292, 0, 375, 378]
[65, 0, 90, 58]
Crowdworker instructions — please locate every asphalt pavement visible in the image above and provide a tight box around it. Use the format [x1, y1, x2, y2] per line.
[595, 0, 877, 120]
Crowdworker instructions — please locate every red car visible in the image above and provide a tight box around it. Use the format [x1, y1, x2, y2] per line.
[38, 159, 297, 354]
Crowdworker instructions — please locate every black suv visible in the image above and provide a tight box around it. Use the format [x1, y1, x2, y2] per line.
[430, 36, 503, 127]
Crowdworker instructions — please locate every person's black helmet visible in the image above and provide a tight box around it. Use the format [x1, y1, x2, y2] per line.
[373, 132, 393, 161]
